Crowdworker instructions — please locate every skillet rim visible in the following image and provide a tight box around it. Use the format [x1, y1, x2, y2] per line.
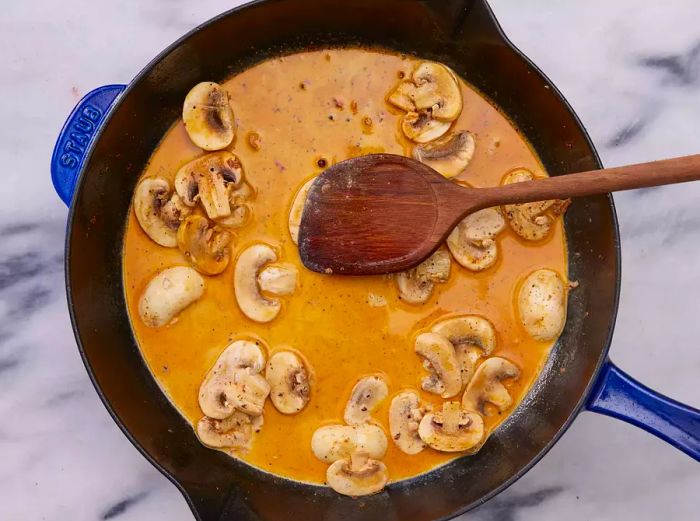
[63, 0, 622, 518]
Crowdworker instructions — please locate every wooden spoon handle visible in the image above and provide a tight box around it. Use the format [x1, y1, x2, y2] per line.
[476, 153, 700, 207]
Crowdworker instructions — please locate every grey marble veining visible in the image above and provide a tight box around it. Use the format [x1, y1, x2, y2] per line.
[0, 1, 698, 520]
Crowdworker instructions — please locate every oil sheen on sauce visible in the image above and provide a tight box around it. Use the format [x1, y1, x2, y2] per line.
[123, 48, 567, 485]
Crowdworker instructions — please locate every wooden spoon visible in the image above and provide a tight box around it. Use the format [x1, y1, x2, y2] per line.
[298, 153, 700, 275]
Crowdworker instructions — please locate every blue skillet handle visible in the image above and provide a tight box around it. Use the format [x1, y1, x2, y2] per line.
[587, 360, 700, 461]
[51, 85, 126, 206]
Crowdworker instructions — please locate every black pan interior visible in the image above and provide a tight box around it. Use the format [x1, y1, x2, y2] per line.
[66, 1, 620, 520]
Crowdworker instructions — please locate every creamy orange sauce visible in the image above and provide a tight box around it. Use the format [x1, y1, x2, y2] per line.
[123, 48, 567, 484]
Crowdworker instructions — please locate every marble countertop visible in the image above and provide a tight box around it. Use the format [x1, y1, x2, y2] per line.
[1, 0, 698, 519]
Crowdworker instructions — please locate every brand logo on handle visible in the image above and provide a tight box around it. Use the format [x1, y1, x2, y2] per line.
[59, 104, 103, 169]
[51, 84, 125, 206]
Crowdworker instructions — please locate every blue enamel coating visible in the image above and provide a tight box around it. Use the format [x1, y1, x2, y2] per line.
[51, 85, 126, 206]
[587, 361, 700, 460]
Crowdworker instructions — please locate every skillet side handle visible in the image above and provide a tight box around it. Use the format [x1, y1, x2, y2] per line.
[51, 85, 126, 206]
[587, 360, 700, 461]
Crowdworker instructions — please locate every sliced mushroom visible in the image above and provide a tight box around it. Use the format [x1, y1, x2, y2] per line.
[198, 340, 270, 419]
[138, 266, 205, 327]
[234, 244, 286, 323]
[198, 166, 231, 219]
[389, 62, 462, 144]
[389, 391, 428, 455]
[462, 357, 520, 415]
[217, 181, 255, 228]
[134, 177, 191, 247]
[501, 169, 571, 241]
[220, 205, 248, 229]
[288, 177, 316, 244]
[266, 350, 310, 414]
[414, 332, 461, 398]
[431, 316, 496, 385]
[221, 366, 271, 417]
[161, 194, 192, 229]
[401, 112, 452, 143]
[518, 268, 567, 341]
[258, 264, 298, 296]
[418, 401, 484, 452]
[218, 373, 268, 419]
[183, 82, 235, 151]
[413, 131, 475, 179]
[176, 215, 231, 275]
[251, 413, 264, 433]
[224, 339, 267, 372]
[326, 452, 388, 497]
[396, 248, 451, 304]
[196, 412, 254, 449]
[175, 152, 244, 220]
[388, 62, 462, 121]
[311, 424, 388, 463]
[447, 208, 506, 271]
[457, 207, 507, 240]
[448, 239, 497, 272]
[344, 375, 389, 426]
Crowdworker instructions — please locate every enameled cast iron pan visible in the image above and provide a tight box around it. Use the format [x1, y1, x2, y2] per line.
[51, 1, 700, 519]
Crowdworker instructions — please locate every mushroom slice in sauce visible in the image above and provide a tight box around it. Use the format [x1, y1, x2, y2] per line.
[216, 181, 255, 228]
[501, 169, 571, 241]
[266, 350, 311, 414]
[234, 244, 290, 323]
[257, 263, 299, 296]
[518, 268, 567, 341]
[138, 266, 205, 328]
[389, 391, 429, 455]
[431, 315, 497, 386]
[176, 215, 231, 275]
[311, 424, 388, 463]
[418, 401, 484, 452]
[388, 62, 463, 121]
[396, 248, 451, 304]
[196, 412, 254, 449]
[226, 371, 271, 416]
[462, 357, 520, 415]
[174, 151, 244, 220]
[221, 339, 267, 373]
[413, 131, 475, 179]
[344, 375, 389, 426]
[414, 332, 462, 398]
[326, 451, 388, 497]
[198, 340, 270, 419]
[401, 112, 452, 143]
[183, 82, 235, 151]
[288, 176, 316, 245]
[389, 62, 463, 143]
[447, 207, 506, 271]
[134, 177, 191, 247]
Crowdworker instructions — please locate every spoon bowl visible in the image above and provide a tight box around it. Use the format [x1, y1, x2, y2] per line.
[298, 154, 470, 274]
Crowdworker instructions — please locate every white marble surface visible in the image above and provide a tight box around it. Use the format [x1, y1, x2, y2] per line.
[1, 0, 698, 519]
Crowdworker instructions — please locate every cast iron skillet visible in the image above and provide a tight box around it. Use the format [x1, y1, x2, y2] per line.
[50, 1, 700, 519]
